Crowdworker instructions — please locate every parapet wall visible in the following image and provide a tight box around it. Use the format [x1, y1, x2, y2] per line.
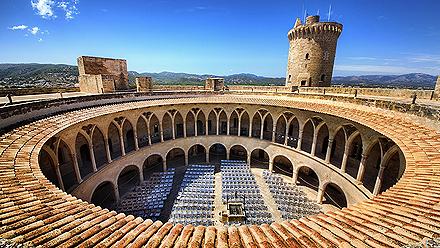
[228, 85, 290, 92]
[299, 86, 436, 100]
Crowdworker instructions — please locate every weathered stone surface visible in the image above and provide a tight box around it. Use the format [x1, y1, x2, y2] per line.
[77, 56, 129, 93]
[286, 15, 343, 87]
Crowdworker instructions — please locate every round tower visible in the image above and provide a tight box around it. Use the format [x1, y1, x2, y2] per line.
[286, 15, 343, 88]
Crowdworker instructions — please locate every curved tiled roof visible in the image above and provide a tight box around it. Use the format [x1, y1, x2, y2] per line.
[1, 94, 440, 247]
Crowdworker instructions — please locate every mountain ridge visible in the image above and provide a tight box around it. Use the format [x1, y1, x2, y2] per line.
[0, 63, 437, 89]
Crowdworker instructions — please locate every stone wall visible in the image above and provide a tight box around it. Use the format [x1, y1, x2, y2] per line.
[286, 15, 343, 87]
[136, 77, 153, 92]
[227, 85, 290, 92]
[435, 76, 440, 99]
[298, 86, 435, 99]
[77, 56, 129, 93]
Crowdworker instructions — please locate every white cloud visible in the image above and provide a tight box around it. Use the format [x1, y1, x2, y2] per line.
[9, 25, 28, 30]
[29, 27, 40, 35]
[38, 38, 43, 42]
[58, 0, 79, 20]
[31, 0, 55, 19]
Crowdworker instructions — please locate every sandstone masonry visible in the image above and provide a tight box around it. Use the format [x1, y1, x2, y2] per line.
[78, 56, 129, 93]
[286, 15, 343, 88]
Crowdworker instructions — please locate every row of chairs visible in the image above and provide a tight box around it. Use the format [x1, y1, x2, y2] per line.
[115, 168, 175, 220]
[169, 164, 215, 226]
[262, 170, 321, 220]
[221, 160, 274, 225]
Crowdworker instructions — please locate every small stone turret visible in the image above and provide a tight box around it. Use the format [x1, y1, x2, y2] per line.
[434, 76, 440, 100]
[285, 15, 343, 88]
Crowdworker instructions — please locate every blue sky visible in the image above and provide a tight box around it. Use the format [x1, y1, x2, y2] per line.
[1, 0, 439, 77]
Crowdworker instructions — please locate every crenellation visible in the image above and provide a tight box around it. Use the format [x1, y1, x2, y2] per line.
[286, 15, 343, 88]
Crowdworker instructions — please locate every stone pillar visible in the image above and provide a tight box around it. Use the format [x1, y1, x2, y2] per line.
[133, 128, 139, 151]
[185, 153, 189, 166]
[373, 166, 386, 195]
[237, 115, 242, 137]
[248, 121, 253, 138]
[183, 122, 187, 138]
[89, 145, 97, 172]
[268, 160, 273, 172]
[205, 119, 209, 136]
[139, 168, 144, 184]
[172, 119, 176, 140]
[72, 151, 82, 184]
[311, 133, 318, 156]
[271, 124, 276, 142]
[292, 169, 298, 184]
[434, 76, 440, 100]
[54, 163, 65, 191]
[247, 153, 251, 164]
[159, 122, 164, 142]
[194, 114, 198, 136]
[284, 125, 289, 146]
[104, 138, 112, 163]
[340, 145, 349, 173]
[206, 152, 210, 163]
[226, 116, 230, 136]
[325, 138, 334, 163]
[114, 185, 120, 203]
[260, 120, 264, 139]
[119, 131, 126, 156]
[216, 115, 220, 135]
[356, 154, 368, 183]
[226, 149, 230, 160]
[297, 128, 303, 150]
[163, 160, 167, 172]
[316, 186, 325, 203]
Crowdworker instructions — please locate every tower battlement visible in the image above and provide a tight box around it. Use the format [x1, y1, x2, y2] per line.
[286, 15, 343, 88]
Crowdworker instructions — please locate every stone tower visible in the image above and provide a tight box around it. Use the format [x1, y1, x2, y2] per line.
[286, 15, 343, 87]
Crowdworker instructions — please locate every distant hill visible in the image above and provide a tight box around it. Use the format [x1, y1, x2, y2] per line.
[0, 63, 436, 89]
[333, 73, 437, 89]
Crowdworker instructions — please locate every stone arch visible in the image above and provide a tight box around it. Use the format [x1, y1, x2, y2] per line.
[58, 139, 78, 192]
[136, 116, 149, 148]
[196, 111, 206, 135]
[287, 117, 300, 148]
[240, 111, 250, 136]
[219, 111, 228, 135]
[251, 112, 262, 138]
[230, 145, 248, 162]
[149, 114, 161, 144]
[330, 127, 346, 168]
[166, 147, 185, 168]
[75, 132, 94, 179]
[380, 147, 404, 194]
[322, 182, 348, 208]
[301, 119, 314, 153]
[346, 133, 363, 179]
[207, 110, 217, 135]
[229, 111, 239, 136]
[174, 111, 184, 138]
[122, 119, 135, 154]
[250, 148, 269, 169]
[315, 123, 329, 159]
[188, 144, 207, 164]
[262, 113, 273, 141]
[273, 155, 293, 177]
[39, 147, 61, 188]
[186, 111, 196, 137]
[91, 181, 116, 210]
[209, 143, 227, 163]
[117, 165, 140, 198]
[362, 140, 382, 193]
[296, 166, 319, 191]
[143, 154, 164, 180]
[162, 113, 173, 141]
[92, 127, 107, 169]
[275, 115, 287, 144]
[108, 122, 122, 159]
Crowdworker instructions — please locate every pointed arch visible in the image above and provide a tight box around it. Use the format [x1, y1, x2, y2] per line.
[229, 111, 239, 136]
[301, 119, 314, 153]
[262, 113, 273, 141]
[75, 132, 93, 179]
[287, 117, 299, 148]
[275, 115, 287, 144]
[136, 116, 149, 148]
[196, 111, 206, 135]
[186, 111, 195, 137]
[162, 113, 173, 141]
[92, 127, 107, 169]
[108, 122, 122, 159]
[58, 139, 78, 191]
[251, 112, 261, 138]
[315, 123, 329, 160]
[122, 119, 135, 154]
[174, 112, 184, 138]
[218, 111, 228, 135]
[149, 114, 161, 144]
[240, 111, 250, 136]
[207, 110, 217, 135]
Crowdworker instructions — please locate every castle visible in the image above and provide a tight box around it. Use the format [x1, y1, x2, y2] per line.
[286, 15, 343, 88]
